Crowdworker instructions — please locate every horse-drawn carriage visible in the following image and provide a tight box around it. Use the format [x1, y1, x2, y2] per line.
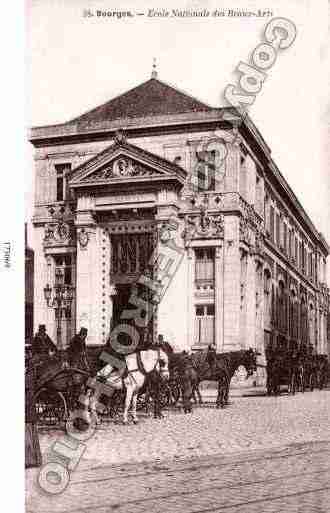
[27, 358, 90, 426]
[26, 343, 181, 428]
[265, 342, 329, 396]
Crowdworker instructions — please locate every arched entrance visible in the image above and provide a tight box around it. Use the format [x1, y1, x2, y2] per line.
[110, 231, 156, 348]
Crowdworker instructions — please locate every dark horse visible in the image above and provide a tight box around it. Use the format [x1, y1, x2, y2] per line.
[168, 351, 198, 413]
[266, 344, 302, 396]
[191, 348, 258, 407]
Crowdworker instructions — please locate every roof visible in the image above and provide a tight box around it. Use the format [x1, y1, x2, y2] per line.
[69, 77, 213, 125]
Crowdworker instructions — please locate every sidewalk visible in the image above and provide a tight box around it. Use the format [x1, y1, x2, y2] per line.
[200, 384, 266, 399]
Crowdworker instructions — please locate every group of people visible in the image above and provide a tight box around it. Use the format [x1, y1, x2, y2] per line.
[265, 338, 329, 394]
[31, 324, 90, 371]
[31, 325, 176, 372]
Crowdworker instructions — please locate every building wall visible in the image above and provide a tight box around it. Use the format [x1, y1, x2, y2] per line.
[31, 123, 329, 356]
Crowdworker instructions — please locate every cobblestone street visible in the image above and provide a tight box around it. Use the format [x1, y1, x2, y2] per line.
[26, 389, 330, 512]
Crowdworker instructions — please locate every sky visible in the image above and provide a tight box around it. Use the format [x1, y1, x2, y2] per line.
[26, 0, 330, 280]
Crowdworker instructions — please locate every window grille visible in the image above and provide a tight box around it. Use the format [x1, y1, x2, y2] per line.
[195, 248, 215, 285]
[55, 163, 71, 202]
[194, 304, 215, 346]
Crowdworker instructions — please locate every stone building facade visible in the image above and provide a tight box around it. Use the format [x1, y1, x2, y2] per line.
[30, 74, 330, 368]
[25, 223, 34, 343]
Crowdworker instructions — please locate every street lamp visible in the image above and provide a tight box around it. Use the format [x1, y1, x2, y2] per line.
[43, 269, 75, 352]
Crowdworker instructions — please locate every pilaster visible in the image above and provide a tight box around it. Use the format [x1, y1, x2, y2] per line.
[75, 195, 99, 344]
[223, 215, 240, 350]
[245, 253, 257, 350]
[186, 247, 195, 349]
[215, 245, 224, 351]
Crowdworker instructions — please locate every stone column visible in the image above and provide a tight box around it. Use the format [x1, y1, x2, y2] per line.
[245, 252, 257, 350]
[186, 247, 195, 349]
[223, 215, 240, 350]
[215, 245, 224, 351]
[33, 226, 53, 335]
[75, 195, 99, 345]
[154, 194, 186, 350]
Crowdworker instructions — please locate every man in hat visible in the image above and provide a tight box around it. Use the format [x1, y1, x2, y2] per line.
[32, 325, 57, 360]
[207, 342, 217, 375]
[68, 327, 90, 372]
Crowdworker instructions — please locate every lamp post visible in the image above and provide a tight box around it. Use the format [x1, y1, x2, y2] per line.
[43, 268, 74, 354]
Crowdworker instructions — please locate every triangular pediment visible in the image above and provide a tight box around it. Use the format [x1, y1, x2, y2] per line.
[69, 135, 186, 188]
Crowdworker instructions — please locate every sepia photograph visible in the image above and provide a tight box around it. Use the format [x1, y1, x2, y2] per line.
[22, 0, 330, 511]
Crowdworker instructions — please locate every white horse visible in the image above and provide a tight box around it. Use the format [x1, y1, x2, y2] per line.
[92, 347, 169, 424]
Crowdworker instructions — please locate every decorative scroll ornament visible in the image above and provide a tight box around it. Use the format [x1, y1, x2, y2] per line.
[255, 230, 265, 256]
[47, 203, 75, 220]
[44, 220, 75, 245]
[239, 217, 251, 246]
[77, 227, 89, 249]
[114, 129, 126, 144]
[82, 157, 158, 182]
[183, 205, 224, 240]
[158, 218, 179, 244]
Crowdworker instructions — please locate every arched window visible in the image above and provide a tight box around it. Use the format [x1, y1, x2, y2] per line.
[263, 270, 272, 329]
[300, 296, 308, 344]
[278, 281, 286, 331]
[309, 303, 315, 348]
[271, 284, 276, 325]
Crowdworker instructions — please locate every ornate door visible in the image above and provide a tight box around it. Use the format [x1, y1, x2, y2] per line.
[110, 232, 156, 348]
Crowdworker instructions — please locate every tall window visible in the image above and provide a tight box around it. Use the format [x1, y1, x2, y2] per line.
[283, 224, 287, 254]
[270, 205, 275, 241]
[240, 155, 247, 199]
[54, 255, 72, 285]
[289, 289, 298, 339]
[277, 281, 287, 332]
[309, 304, 315, 347]
[194, 304, 215, 346]
[55, 163, 71, 202]
[315, 255, 318, 284]
[295, 237, 298, 266]
[299, 241, 303, 271]
[195, 150, 216, 192]
[301, 242, 306, 274]
[195, 248, 215, 285]
[288, 229, 292, 258]
[276, 213, 280, 247]
[300, 297, 308, 344]
[255, 175, 263, 215]
[264, 270, 272, 330]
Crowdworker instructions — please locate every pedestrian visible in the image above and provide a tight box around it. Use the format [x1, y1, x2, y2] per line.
[207, 342, 217, 373]
[68, 327, 90, 371]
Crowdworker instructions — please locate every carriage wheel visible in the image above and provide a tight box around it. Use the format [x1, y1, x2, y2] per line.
[35, 388, 68, 427]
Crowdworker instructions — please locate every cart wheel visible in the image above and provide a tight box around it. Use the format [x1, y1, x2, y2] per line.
[35, 389, 68, 426]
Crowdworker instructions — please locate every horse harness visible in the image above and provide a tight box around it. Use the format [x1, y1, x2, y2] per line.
[128, 348, 165, 377]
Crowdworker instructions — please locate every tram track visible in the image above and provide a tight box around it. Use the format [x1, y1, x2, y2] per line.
[69, 467, 330, 512]
[64, 443, 330, 513]
[73, 443, 330, 484]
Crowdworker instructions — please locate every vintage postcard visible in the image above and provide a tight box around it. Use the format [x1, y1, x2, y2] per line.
[23, 0, 330, 512]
